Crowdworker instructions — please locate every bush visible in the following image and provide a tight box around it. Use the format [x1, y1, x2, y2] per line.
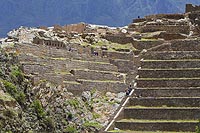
[3, 80, 17, 96]
[67, 99, 79, 109]
[43, 117, 55, 131]
[11, 66, 24, 84]
[2, 80, 25, 105]
[3, 109, 16, 119]
[64, 125, 78, 133]
[15, 91, 26, 105]
[83, 121, 102, 129]
[32, 100, 46, 119]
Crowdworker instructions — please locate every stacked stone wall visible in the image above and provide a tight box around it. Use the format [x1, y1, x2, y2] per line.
[145, 14, 184, 20]
[139, 25, 189, 34]
[186, 4, 200, 13]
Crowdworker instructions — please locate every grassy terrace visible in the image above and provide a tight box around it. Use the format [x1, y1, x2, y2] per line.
[109, 130, 194, 133]
[139, 68, 200, 70]
[117, 119, 199, 123]
[137, 78, 200, 80]
[62, 81, 81, 85]
[73, 68, 126, 75]
[71, 59, 111, 64]
[142, 59, 200, 62]
[77, 79, 124, 83]
[125, 106, 200, 109]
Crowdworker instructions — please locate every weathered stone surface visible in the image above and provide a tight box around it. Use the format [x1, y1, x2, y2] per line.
[129, 97, 200, 107]
[124, 107, 200, 120]
[71, 69, 125, 81]
[137, 78, 200, 87]
[134, 88, 200, 97]
[138, 68, 200, 78]
[102, 51, 134, 60]
[77, 79, 126, 93]
[142, 51, 200, 60]
[115, 120, 197, 132]
[141, 60, 200, 69]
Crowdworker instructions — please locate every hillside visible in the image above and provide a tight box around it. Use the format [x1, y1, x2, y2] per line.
[1, 0, 200, 37]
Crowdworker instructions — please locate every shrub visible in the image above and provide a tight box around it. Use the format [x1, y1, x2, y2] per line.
[83, 121, 102, 129]
[67, 99, 79, 109]
[43, 117, 55, 131]
[32, 100, 46, 119]
[2, 80, 25, 105]
[64, 125, 78, 133]
[3, 80, 17, 96]
[3, 109, 16, 119]
[11, 66, 24, 84]
[15, 91, 26, 105]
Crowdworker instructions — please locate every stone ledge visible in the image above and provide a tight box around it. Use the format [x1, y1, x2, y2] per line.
[129, 97, 200, 107]
[115, 119, 198, 131]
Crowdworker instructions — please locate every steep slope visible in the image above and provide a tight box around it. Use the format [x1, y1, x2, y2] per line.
[1, 0, 200, 37]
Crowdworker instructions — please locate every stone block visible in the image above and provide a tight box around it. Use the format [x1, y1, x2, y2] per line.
[124, 107, 200, 120]
[138, 68, 200, 78]
[115, 120, 197, 132]
[137, 78, 200, 87]
[133, 88, 200, 97]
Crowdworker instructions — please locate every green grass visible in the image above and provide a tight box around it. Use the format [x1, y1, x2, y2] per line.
[142, 59, 200, 62]
[140, 68, 200, 70]
[72, 59, 111, 64]
[0, 93, 15, 102]
[109, 130, 194, 133]
[77, 79, 124, 83]
[63, 81, 80, 84]
[140, 38, 159, 41]
[118, 119, 199, 123]
[138, 78, 200, 80]
[83, 121, 103, 129]
[125, 106, 200, 109]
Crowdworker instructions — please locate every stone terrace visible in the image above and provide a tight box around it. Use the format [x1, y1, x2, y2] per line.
[14, 42, 137, 94]
[108, 39, 200, 132]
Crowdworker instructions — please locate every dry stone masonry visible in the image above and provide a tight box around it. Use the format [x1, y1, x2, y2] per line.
[1, 3, 200, 132]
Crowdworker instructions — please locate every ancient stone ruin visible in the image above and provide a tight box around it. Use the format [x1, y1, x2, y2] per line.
[1, 3, 200, 133]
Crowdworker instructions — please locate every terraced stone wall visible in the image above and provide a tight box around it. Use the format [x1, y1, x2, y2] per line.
[145, 14, 184, 20]
[103, 34, 133, 44]
[186, 4, 200, 13]
[33, 37, 65, 48]
[139, 25, 190, 34]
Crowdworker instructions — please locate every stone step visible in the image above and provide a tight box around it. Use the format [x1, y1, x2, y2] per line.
[102, 51, 134, 60]
[141, 59, 200, 69]
[115, 119, 198, 132]
[123, 107, 200, 120]
[70, 69, 125, 81]
[76, 79, 126, 93]
[136, 78, 200, 87]
[109, 59, 136, 73]
[63, 81, 82, 95]
[133, 88, 200, 97]
[31, 72, 75, 85]
[142, 51, 200, 60]
[138, 68, 200, 78]
[129, 97, 200, 107]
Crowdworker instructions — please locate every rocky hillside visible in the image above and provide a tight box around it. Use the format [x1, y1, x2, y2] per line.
[0, 40, 125, 132]
[1, 0, 200, 37]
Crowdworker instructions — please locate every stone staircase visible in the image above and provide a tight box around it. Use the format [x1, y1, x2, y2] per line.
[107, 41, 200, 132]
